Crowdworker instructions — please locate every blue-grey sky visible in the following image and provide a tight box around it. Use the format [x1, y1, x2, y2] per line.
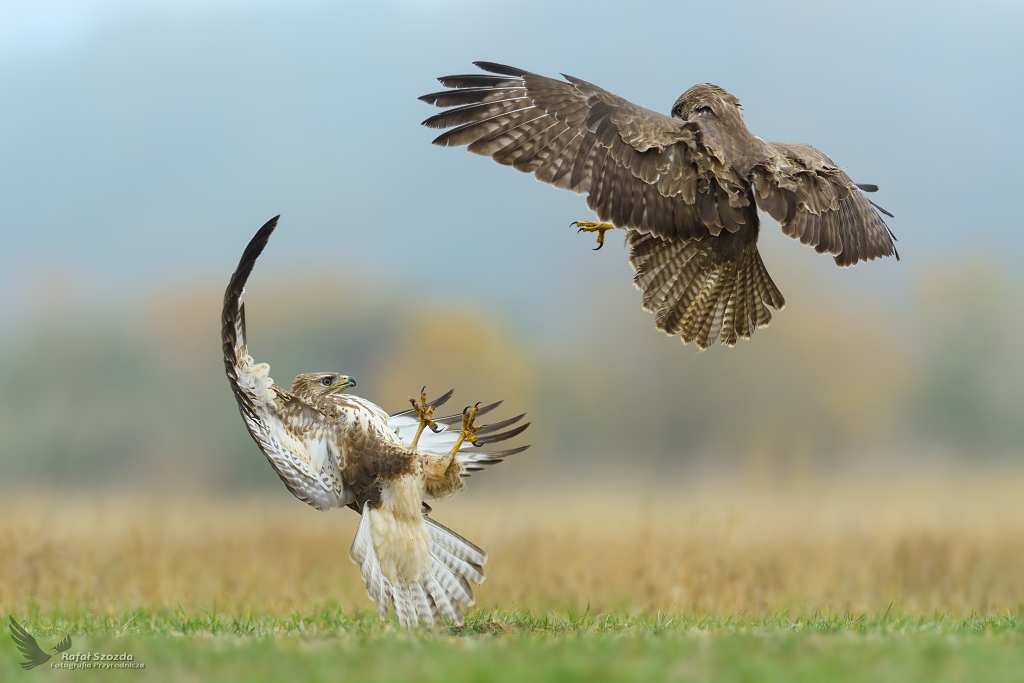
[1, 0, 1022, 337]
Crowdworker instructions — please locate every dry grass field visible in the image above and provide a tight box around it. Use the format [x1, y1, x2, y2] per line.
[2, 468, 1024, 681]
[4, 470, 1024, 615]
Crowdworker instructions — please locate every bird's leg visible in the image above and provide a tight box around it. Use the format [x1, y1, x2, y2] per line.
[435, 403, 481, 468]
[451, 403, 480, 452]
[408, 386, 439, 452]
[571, 221, 618, 251]
[423, 404, 480, 500]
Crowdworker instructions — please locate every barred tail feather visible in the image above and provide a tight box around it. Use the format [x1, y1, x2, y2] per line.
[384, 578, 438, 629]
[392, 583, 414, 626]
[409, 580, 438, 628]
[350, 504, 439, 628]
[349, 504, 393, 619]
[425, 516, 486, 626]
[425, 516, 487, 567]
[628, 231, 785, 349]
[350, 504, 485, 628]
[424, 573, 460, 624]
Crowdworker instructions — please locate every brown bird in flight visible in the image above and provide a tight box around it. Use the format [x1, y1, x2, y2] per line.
[421, 62, 898, 349]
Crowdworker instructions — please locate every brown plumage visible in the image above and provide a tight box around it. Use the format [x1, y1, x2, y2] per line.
[421, 62, 898, 349]
[222, 217, 530, 626]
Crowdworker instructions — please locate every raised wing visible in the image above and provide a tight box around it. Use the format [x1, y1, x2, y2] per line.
[753, 142, 899, 266]
[8, 617, 51, 670]
[222, 216, 353, 511]
[422, 62, 750, 242]
[389, 391, 530, 477]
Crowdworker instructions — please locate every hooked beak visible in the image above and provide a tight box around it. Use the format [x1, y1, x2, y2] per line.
[333, 376, 357, 392]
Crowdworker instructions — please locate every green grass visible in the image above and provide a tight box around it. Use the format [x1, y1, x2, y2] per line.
[3, 609, 1023, 682]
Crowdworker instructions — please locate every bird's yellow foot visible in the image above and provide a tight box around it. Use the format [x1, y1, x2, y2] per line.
[570, 221, 617, 250]
[447, 403, 482, 456]
[409, 386, 440, 452]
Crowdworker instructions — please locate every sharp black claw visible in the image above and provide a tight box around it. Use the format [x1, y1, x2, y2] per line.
[430, 424, 444, 433]
[593, 242, 604, 251]
[569, 221, 578, 228]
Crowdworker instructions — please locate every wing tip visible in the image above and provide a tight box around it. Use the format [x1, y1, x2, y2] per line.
[472, 61, 530, 77]
[866, 198, 895, 218]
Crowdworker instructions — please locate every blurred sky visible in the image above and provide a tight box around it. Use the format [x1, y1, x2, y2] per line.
[1, 0, 1023, 341]
[1, 0, 1024, 494]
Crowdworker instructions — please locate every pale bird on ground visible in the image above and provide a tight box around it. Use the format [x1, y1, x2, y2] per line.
[421, 62, 899, 350]
[222, 216, 529, 627]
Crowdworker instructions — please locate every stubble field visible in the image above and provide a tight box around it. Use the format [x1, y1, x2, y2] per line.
[2, 469, 1023, 682]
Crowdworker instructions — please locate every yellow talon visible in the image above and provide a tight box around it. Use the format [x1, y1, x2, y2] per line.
[447, 403, 481, 457]
[571, 221, 616, 250]
[461, 403, 480, 446]
[409, 386, 438, 452]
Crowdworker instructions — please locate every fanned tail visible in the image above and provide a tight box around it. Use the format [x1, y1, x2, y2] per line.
[349, 504, 395, 620]
[628, 230, 785, 349]
[423, 516, 485, 625]
[349, 504, 486, 628]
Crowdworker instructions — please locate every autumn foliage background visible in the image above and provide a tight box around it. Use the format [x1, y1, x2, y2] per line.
[2, 247, 1024, 618]
[1, 0, 1023, 635]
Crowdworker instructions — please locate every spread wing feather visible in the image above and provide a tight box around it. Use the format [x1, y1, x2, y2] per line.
[389, 394, 530, 477]
[222, 217, 353, 511]
[422, 62, 716, 242]
[754, 142, 899, 266]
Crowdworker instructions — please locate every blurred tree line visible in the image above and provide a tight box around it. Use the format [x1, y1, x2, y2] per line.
[0, 256, 1021, 491]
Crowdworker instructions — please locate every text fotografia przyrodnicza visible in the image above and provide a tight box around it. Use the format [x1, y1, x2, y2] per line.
[51, 652, 145, 669]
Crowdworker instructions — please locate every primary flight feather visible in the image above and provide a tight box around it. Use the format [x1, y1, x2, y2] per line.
[421, 62, 898, 349]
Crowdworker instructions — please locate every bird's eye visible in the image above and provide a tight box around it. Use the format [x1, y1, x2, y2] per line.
[321, 377, 332, 386]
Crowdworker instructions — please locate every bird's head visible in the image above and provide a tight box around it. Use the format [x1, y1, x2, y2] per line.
[291, 372, 357, 399]
[671, 83, 741, 120]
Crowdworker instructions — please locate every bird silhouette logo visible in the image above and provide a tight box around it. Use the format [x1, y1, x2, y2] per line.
[8, 616, 72, 670]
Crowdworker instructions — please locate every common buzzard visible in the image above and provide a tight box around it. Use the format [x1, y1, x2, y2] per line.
[222, 216, 529, 627]
[421, 62, 898, 349]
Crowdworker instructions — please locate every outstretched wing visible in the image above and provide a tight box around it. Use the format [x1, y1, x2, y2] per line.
[389, 391, 530, 477]
[222, 216, 353, 511]
[8, 617, 51, 670]
[753, 142, 899, 266]
[422, 62, 750, 242]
